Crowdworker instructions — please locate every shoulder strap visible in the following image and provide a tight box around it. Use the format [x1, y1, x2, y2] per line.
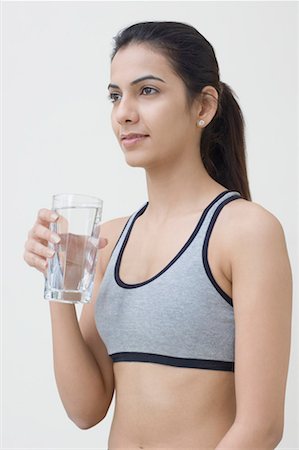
[200, 189, 242, 248]
[110, 202, 148, 258]
[201, 190, 242, 230]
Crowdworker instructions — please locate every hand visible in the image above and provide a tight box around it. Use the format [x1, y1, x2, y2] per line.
[23, 208, 108, 277]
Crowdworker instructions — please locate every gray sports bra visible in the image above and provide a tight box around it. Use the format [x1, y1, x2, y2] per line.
[95, 190, 242, 372]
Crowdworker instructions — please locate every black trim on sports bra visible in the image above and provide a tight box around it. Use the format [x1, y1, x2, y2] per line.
[114, 190, 238, 289]
[202, 194, 242, 307]
[110, 351, 234, 372]
[110, 216, 132, 257]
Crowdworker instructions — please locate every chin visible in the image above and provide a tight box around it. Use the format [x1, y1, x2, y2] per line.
[123, 152, 152, 169]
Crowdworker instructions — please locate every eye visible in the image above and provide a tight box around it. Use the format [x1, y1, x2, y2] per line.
[141, 87, 158, 96]
[108, 92, 121, 103]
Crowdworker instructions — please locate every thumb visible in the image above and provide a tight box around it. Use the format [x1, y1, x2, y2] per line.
[98, 237, 108, 249]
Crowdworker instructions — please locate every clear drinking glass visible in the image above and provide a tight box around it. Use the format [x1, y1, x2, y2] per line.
[44, 193, 103, 304]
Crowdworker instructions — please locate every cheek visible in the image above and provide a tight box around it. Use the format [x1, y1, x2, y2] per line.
[149, 108, 188, 145]
[144, 102, 176, 136]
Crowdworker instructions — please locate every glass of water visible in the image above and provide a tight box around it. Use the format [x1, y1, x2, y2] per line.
[44, 193, 103, 304]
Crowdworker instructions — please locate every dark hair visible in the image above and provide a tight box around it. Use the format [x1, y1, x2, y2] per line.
[111, 21, 252, 201]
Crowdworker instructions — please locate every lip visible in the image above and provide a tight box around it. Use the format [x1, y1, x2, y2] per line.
[121, 133, 149, 148]
[121, 133, 149, 140]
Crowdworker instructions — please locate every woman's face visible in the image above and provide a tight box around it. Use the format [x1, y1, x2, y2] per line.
[109, 43, 201, 169]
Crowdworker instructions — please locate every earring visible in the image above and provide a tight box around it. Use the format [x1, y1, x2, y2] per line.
[196, 119, 205, 128]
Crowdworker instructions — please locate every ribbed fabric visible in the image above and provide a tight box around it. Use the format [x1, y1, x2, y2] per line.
[95, 190, 242, 372]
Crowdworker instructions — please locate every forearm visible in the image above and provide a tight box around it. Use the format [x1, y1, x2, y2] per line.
[215, 422, 281, 450]
[49, 302, 107, 428]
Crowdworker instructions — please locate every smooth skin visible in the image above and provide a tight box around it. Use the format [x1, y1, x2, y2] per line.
[24, 43, 292, 449]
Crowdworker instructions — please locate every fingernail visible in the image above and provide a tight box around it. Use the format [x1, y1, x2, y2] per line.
[47, 249, 55, 257]
[51, 213, 58, 221]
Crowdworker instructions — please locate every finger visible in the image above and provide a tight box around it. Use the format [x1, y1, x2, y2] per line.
[25, 239, 55, 259]
[25, 251, 49, 272]
[30, 224, 61, 245]
[36, 208, 59, 227]
[98, 237, 108, 249]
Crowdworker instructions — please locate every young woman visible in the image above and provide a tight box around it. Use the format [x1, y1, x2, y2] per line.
[24, 21, 292, 449]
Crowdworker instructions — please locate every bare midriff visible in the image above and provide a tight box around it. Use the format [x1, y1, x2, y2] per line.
[108, 363, 236, 449]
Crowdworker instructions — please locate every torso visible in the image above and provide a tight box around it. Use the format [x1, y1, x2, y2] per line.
[107, 193, 244, 449]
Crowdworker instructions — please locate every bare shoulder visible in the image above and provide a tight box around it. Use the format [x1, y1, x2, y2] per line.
[99, 215, 131, 273]
[223, 197, 286, 239]
[222, 198, 290, 272]
[218, 198, 289, 278]
[101, 215, 131, 240]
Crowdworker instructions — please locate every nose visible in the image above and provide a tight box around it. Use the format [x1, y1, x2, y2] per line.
[114, 95, 139, 125]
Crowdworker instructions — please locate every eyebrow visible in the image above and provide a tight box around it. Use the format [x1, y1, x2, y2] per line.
[107, 75, 166, 90]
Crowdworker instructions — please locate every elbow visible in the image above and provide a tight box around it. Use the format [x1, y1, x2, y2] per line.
[233, 417, 284, 448]
[265, 417, 284, 447]
[65, 390, 113, 430]
[270, 424, 284, 448]
[267, 431, 283, 449]
[74, 419, 101, 430]
[262, 422, 284, 448]
[69, 409, 107, 430]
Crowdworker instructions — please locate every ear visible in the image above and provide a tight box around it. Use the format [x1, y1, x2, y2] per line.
[196, 85, 219, 126]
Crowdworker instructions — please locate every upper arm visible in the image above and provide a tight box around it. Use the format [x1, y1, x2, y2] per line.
[78, 215, 130, 415]
[230, 202, 293, 437]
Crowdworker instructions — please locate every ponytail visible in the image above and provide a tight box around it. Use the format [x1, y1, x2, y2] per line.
[201, 82, 252, 201]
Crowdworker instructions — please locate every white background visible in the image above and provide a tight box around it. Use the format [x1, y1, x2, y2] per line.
[2, 1, 298, 448]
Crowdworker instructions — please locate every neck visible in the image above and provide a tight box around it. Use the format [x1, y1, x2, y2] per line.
[143, 155, 225, 223]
